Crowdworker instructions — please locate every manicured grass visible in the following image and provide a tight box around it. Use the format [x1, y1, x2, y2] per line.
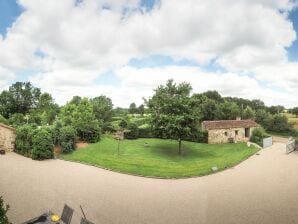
[61, 137, 258, 178]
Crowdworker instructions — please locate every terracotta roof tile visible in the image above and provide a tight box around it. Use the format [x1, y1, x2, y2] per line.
[202, 120, 258, 130]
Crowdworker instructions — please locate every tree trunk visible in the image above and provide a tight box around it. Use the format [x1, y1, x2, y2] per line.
[178, 139, 182, 155]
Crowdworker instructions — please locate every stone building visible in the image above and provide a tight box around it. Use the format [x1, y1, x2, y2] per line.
[202, 120, 259, 144]
[0, 123, 16, 152]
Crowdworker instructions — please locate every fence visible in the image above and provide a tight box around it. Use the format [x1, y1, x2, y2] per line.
[263, 136, 273, 148]
[286, 138, 296, 154]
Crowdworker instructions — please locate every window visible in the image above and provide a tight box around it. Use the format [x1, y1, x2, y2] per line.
[235, 130, 238, 135]
[225, 132, 228, 136]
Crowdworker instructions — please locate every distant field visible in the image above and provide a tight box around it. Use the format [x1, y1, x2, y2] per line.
[282, 113, 298, 129]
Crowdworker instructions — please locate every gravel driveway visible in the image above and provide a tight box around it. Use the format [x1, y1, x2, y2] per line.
[1, 140, 298, 224]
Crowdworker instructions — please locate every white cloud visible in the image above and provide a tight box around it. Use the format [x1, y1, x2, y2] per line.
[0, 0, 297, 107]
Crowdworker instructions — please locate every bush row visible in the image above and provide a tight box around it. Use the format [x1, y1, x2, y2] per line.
[123, 122, 208, 143]
[15, 124, 78, 160]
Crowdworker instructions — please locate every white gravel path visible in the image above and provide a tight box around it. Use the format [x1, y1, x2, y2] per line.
[1, 139, 298, 224]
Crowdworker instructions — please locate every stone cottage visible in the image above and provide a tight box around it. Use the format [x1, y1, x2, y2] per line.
[202, 120, 259, 144]
[0, 123, 16, 152]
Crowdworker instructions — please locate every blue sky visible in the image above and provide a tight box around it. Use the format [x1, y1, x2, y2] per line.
[0, 0, 298, 107]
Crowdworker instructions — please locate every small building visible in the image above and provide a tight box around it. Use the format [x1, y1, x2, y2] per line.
[202, 120, 259, 144]
[0, 123, 16, 152]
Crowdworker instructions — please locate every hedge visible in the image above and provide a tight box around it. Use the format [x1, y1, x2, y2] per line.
[32, 127, 54, 160]
[15, 125, 35, 156]
[59, 126, 76, 153]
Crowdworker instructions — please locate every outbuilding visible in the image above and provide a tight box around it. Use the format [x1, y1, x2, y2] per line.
[0, 123, 16, 152]
[202, 119, 259, 144]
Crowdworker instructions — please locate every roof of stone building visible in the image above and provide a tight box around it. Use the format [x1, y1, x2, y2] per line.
[0, 123, 16, 131]
[202, 120, 259, 130]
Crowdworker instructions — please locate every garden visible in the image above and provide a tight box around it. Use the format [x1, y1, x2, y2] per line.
[61, 136, 258, 178]
[0, 80, 296, 177]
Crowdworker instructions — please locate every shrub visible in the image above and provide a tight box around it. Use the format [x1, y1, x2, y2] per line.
[52, 120, 63, 145]
[76, 122, 101, 143]
[266, 114, 293, 133]
[124, 123, 139, 139]
[0, 115, 8, 125]
[250, 127, 268, 147]
[32, 128, 54, 160]
[0, 196, 10, 224]
[119, 119, 128, 129]
[138, 124, 153, 138]
[15, 125, 35, 156]
[60, 126, 76, 153]
[183, 130, 208, 143]
[102, 122, 117, 132]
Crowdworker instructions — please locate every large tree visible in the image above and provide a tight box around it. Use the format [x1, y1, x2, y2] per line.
[0, 82, 41, 118]
[147, 80, 199, 154]
[91, 95, 113, 122]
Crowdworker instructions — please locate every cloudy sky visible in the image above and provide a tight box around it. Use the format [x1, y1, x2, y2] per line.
[0, 0, 298, 107]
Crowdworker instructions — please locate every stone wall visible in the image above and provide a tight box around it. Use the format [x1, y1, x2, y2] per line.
[0, 125, 16, 152]
[208, 127, 255, 144]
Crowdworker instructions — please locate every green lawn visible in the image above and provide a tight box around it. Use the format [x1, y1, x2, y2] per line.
[61, 136, 258, 178]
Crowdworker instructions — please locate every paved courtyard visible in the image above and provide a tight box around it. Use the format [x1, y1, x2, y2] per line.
[1, 139, 298, 224]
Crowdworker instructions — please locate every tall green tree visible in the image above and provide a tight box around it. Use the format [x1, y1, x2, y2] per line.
[242, 106, 255, 119]
[0, 82, 41, 118]
[91, 96, 113, 122]
[147, 80, 199, 154]
[129, 102, 138, 114]
[215, 101, 241, 120]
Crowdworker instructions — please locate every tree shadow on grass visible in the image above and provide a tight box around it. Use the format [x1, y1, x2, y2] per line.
[149, 142, 215, 160]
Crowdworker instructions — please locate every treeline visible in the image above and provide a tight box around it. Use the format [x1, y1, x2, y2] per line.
[0, 81, 297, 158]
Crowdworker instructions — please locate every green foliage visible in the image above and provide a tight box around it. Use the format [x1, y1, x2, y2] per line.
[124, 123, 139, 139]
[59, 126, 76, 153]
[267, 105, 284, 115]
[52, 120, 63, 145]
[148, 79, 200, 154]
[255, 109, 272, 129]
[0, 115, 8, 125]
[250, 127, 268, 147]
[59, 99, 102, 143]
[242, 106, 255, 119]
[0, 82, 41, 118]
[129, 102, 138, 114]
[202, 90, 222, 102]
[119, 119, 128, 129]
[62, 137, 258, 178]
[185, 130, 208, 143]
[0, 196, 10, 224]
[91, 95, 113, 122]
[267, 114, 293, 133]
[215, 101, 241, 120]
[138, 124, 153, 138]
[200, 98, 217, 121]
[32, 127, 54, 160]
[15, 125, 35, 156]
[8, 113, 26, 127]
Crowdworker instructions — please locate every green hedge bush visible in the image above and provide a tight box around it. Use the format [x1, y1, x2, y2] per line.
[60, 126, 76, 153]
[138, 124, 153, 138]
[15, 125, 35, 156]
[0, 196, 10, 224]
[250, 127, 269, 147]
[32, 127, 54, 160]
[124, 123, 139, 139]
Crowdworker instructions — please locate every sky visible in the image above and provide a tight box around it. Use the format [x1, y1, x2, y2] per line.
[0, 0, 298, 108]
